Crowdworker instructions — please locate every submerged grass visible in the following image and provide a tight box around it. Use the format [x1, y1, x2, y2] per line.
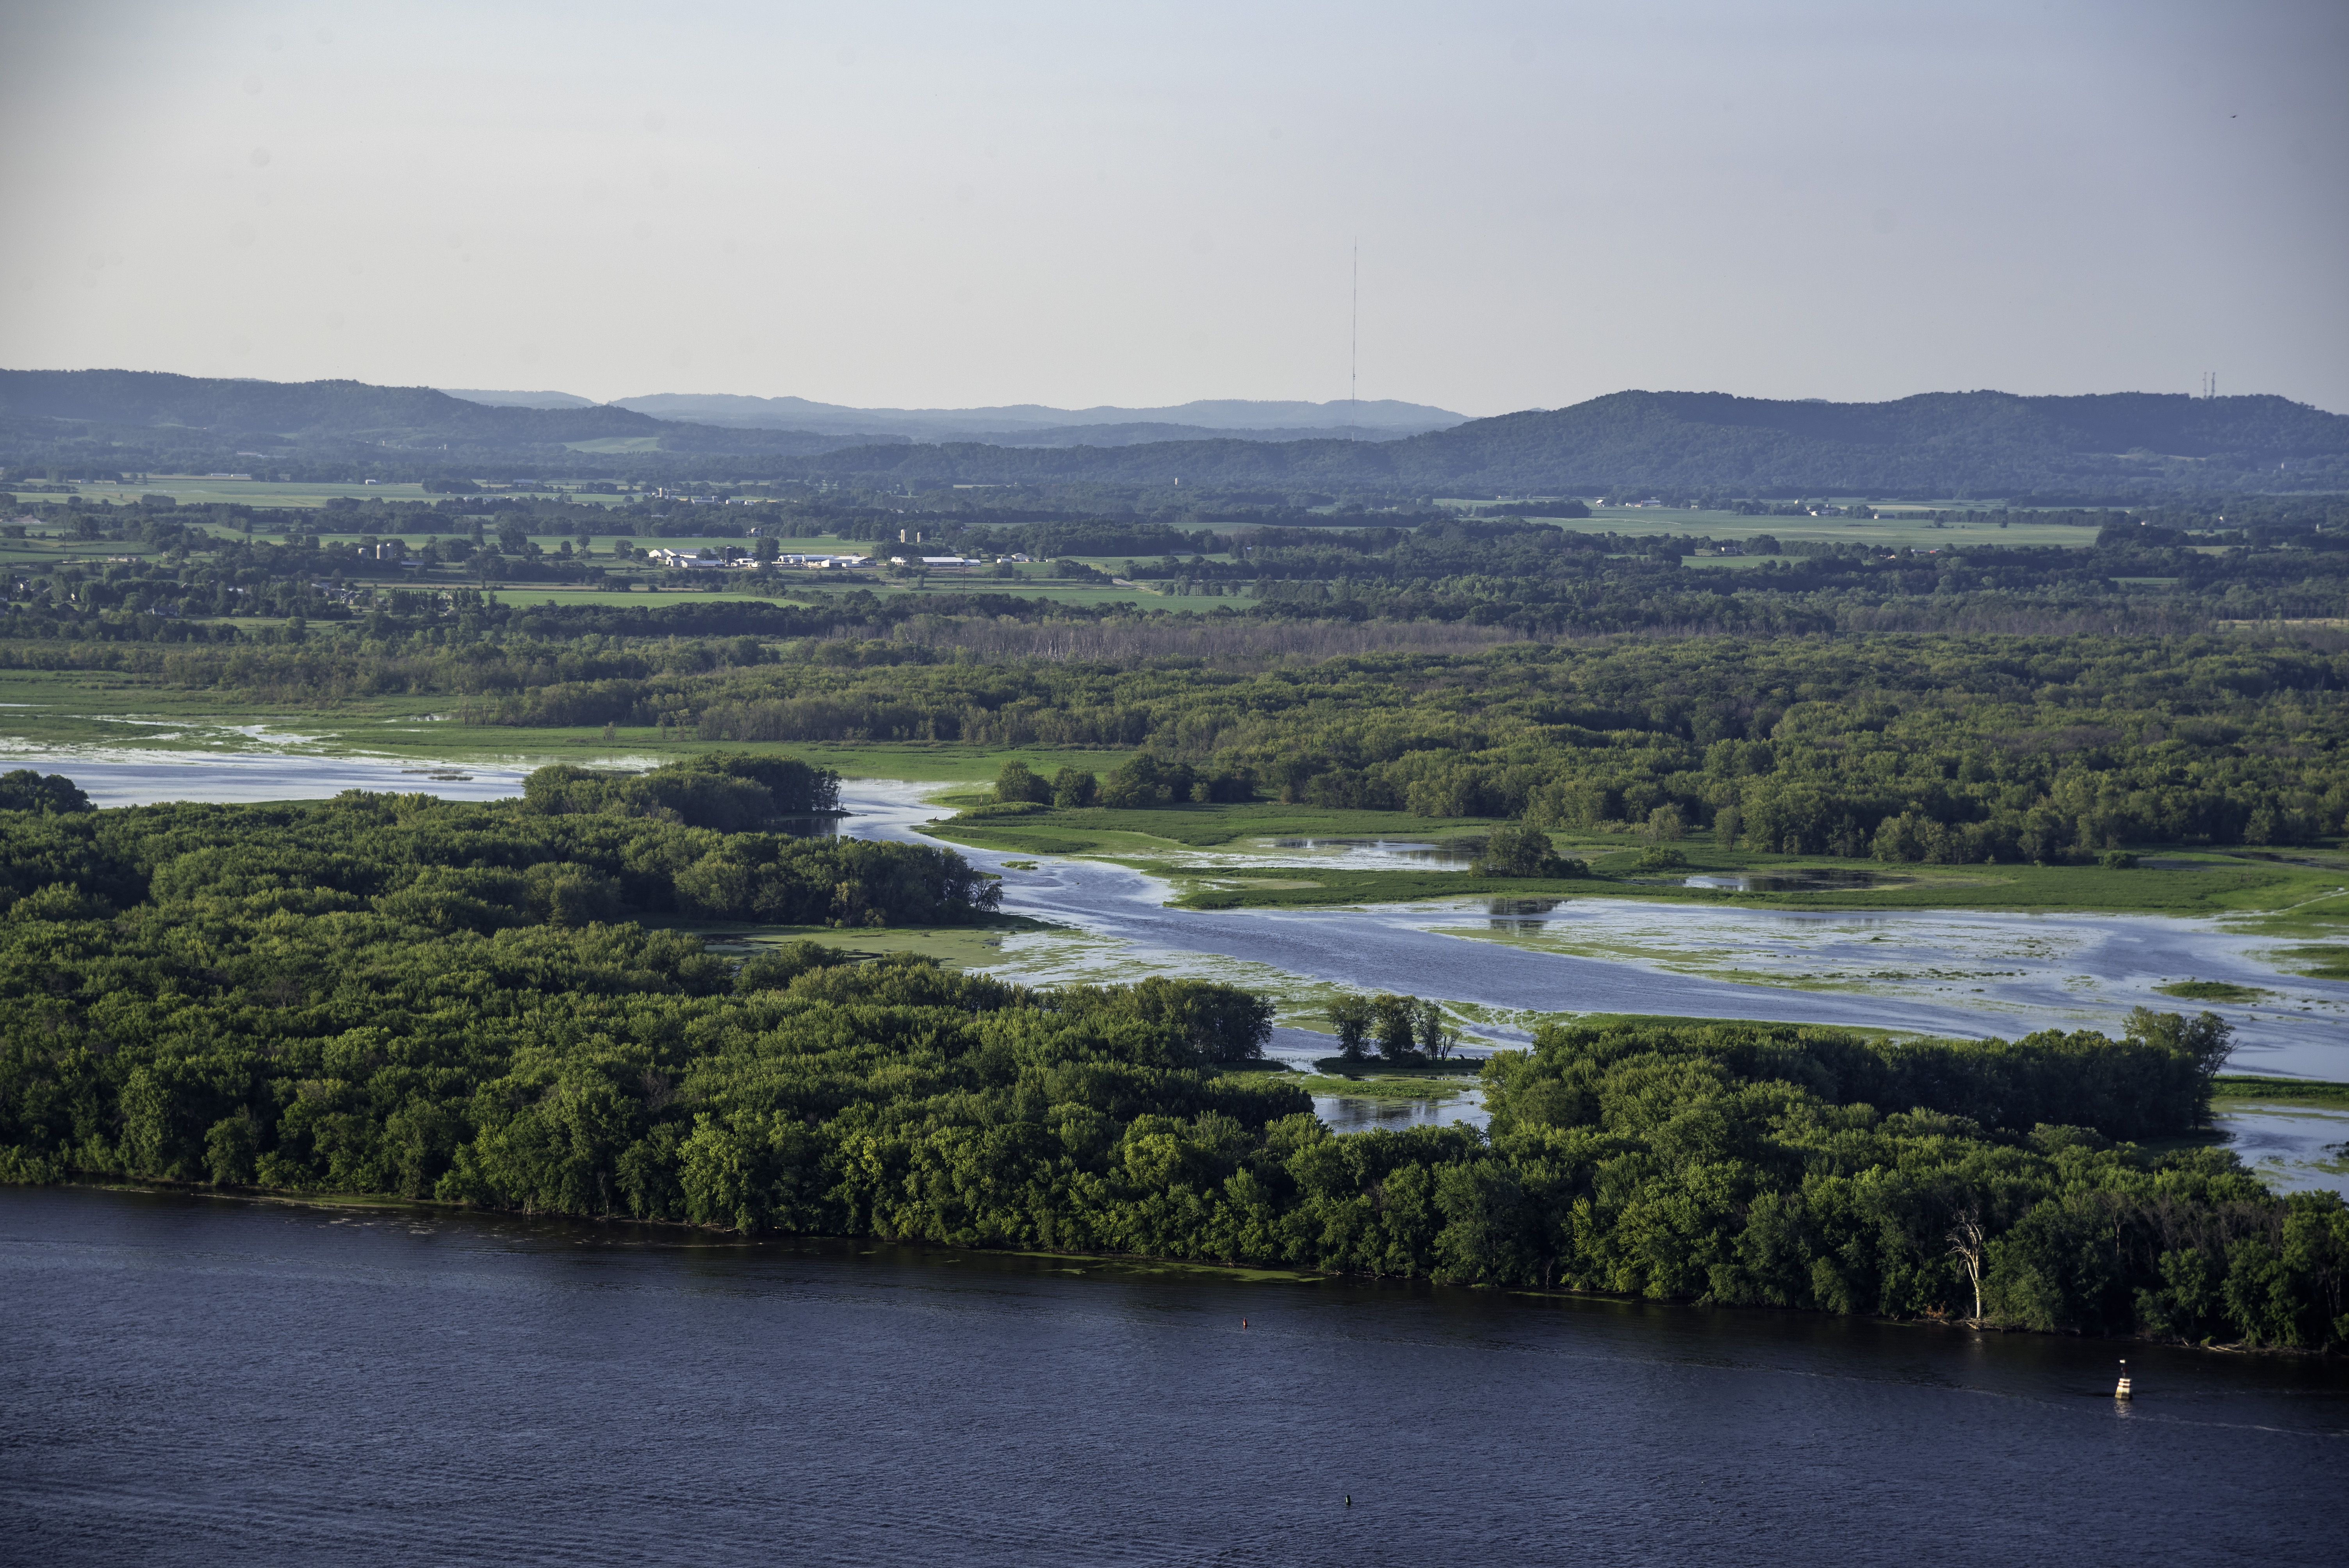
[2211, 1076, 2349, 1109]
[918, 798, 2348, 920]
[2157, 980, 2269, 1003]
[1221, 1071, 1469, 1101]
[2275, 945, 2349, 980]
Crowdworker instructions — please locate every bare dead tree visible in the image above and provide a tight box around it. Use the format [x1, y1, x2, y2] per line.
[1946, 1208, 1987, 1324]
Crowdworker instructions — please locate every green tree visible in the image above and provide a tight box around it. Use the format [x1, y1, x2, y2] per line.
[1327, 996, 1374, 1060]
[1473, 823, 1574, 878]
[995, 760, 1052, 804]
[2124, 1007, 2235, 1125]
[1370, 994, 1420, 1059]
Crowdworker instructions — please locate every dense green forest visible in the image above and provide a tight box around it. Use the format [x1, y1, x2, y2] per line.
[0, 781, 2340, 1347]
[7, 476, 2347, 859]
[24, 624, 2338, 857]
[0, 758, 991, 928]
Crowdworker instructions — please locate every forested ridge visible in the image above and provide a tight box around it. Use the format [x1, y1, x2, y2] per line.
[0, 780, 2342, 1349]
[9, 372, 2344, 492]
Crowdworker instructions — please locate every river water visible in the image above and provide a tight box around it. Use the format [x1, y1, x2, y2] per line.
[837, 785, 2349, 1080]
[2, 1186, 2341, 1568]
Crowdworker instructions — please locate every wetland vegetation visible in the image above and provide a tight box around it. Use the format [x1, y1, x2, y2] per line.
[3, 775, 2341, 1349]
[5, 414, 2348, 1348]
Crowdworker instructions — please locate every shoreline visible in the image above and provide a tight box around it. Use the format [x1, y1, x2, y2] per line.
[22, 1176, 2334, 1359]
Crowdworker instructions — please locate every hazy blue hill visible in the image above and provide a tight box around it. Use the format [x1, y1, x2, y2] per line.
[962, 421, 1422, 448]
[5, 372, 2338, 494]
[437, 388, 601, 410]
[1397, 390, 2349, 493]
[797, 390, 2349, 495]
[0, 369, 872, 460]
[611, 391, 1461, 437]
[0, 370, 665, 445]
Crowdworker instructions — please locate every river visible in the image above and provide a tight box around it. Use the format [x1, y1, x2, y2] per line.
[1, 1186, 2340, 1567]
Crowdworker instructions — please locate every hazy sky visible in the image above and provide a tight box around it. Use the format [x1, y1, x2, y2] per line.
[2, 0, 2343, 415]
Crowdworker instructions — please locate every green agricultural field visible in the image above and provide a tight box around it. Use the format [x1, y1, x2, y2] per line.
[561, 435, 663, 453]
[463, 586, 817, 608]
[1461, 502, 2105, 551]
[0, 536, 173, 566]
[869, 579, 1189, 609]
[10, 477, 645, 511]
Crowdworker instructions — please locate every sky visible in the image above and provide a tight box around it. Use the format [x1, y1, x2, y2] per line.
[1, 0, 2343, 417]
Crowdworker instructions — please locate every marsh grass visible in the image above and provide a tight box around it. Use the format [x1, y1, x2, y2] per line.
[2211, 1076, 2349, 1109]
[2156, 980, 2269, 1003]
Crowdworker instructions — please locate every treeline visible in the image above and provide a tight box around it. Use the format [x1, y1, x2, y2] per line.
[166, 631, 2345, 855]
[1467, 1016, 2344, 1344]
[0, 760, 993, 930]
[2, 824, 2338, 1347]
[3, 611, 2342, 853]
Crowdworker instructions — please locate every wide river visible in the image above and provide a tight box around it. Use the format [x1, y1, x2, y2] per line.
[4, 1186, 2342, 1566]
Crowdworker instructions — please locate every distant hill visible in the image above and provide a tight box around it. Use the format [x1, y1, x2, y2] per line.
[2, 370, 663, 445]
[435, 388, 599, 410]
[934, 421, 1422, 448]
[434, 389, 1433, 448]
[607, 392, 1463, 438]
[790, 390, 2349, 496]
[0, 369, 855, 459]
[5, 373, 2340, 495]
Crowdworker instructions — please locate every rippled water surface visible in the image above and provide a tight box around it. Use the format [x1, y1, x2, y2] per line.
[4, 1187, 2342, 1568]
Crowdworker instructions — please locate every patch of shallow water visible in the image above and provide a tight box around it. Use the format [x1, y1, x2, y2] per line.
[1683, 870, 1886, 893]
[1410, 897, 2349, 1076]
[1158, 835, 1484, 871]
[2216, 1104, 2349, 1199]
[8, 746, 686, 807]
[1312, 1086, 1490, 1135]
[913, 783, 2349, 1078]
[17, 750, 535, 804]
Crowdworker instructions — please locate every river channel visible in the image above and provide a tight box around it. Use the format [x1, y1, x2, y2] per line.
[2, 1185, 2342, 1567]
